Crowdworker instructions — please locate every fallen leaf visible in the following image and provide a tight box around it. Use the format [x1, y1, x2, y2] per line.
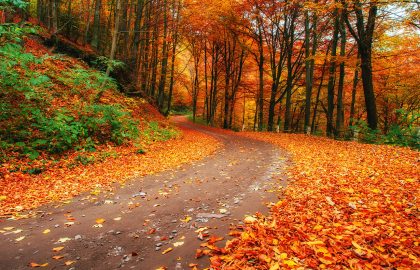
[113, 217, 122, 221]
[173, 241, 184, 247]
[52, 255, 64, 260]
[180, 216, 192, 223]
[29, 262, 49, 268]
[43, 229, 50, 234]
[52, 246, 65, 252]
[244, 216, 257, 223]
[95, 218, 105, 224]
[64, 260, 76, 266]
[162, 248, 173, 254]
[15, 236, 25, 241]
[219, 208, 228, 214]
[56, 237, 71, 243]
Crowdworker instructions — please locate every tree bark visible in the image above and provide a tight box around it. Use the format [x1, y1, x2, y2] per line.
[91, 0, 102, 49]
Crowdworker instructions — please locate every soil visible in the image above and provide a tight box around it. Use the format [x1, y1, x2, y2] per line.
[0, 117, 289, 270]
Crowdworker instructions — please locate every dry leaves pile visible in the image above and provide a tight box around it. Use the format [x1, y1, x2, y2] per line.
[210, 133, 419, 269]
[0, 127, 220, 216]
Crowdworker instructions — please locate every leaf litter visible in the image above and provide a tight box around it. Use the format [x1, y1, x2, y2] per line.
[205, 133, 419, 269]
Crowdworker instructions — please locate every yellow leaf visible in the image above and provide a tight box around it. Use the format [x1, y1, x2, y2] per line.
[371, 188, 381, 194]
[180, 216, 192, 223]
[304, 240, 324, 245]
[283, 260, 297, 267]
[0, 195, 6, 201]
[315, 247, 330, 255]
[409, 254, 417, 260]
[313, 224, 323, 231]
[352, 241, 364, 250]
[52, 255, 64, 260]
[52, 246, 64, 252]
[270, 262, 280, 270]
[375, 245, 385, 252]
[15, 236, 25, 241]
[29, 262, 49, 268]
[162, 248, 173, 254]
[95, 218, 105, 224]
[279, 253, 288, 259]
[259, 254, 271, 263]
[90, 189, 100, 196]
[3, 227, 14, 231]
[43, 229, 50, 234]
[64, 260, 76, 266]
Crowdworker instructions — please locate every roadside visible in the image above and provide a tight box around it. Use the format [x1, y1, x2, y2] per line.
[0, 117, 289, 270]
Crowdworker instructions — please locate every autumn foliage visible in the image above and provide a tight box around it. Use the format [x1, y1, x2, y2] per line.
[208, 134, 419, 269]
[0, 36, 221, 217]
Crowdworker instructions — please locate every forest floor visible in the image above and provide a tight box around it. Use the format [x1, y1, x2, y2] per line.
[0, 116, 289, 270]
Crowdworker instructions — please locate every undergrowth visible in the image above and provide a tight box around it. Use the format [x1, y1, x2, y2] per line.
[0, 24, 177, 169]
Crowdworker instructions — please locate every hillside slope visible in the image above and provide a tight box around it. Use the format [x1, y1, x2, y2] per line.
[0, 32, 220, 217]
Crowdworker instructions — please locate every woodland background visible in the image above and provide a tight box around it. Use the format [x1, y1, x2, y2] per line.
[0, 0, 419, 162]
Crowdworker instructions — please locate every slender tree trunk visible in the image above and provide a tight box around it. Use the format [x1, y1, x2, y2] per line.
[150, 12, 160, 97]
[166, 0, 181, 115]
[132, 0, 144, 69]
[157, 0, 169, 110]
[91, 0, 101, 49]
[349, 56, 360, 127]
[106, 0, 121, 77]
[51, 0, 59, 34]
[335, 16, 346, 138]
[326, 9, 339, 137]
[311, 52, 329, 133]
[304, 10, 311, 133]
[283, 12, 297, 132]
[304, 8, 318, 134]
[257, 36, 264, 131]
[84, 0, 93, 45]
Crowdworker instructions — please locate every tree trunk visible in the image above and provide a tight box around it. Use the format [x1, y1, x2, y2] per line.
[349, 56, 360, 127]
[342, 0, 378, 130]
[326, 9, 339, 137]
[91, 0, 101, 49]
[335, 16, 346, 138]
[157, 0, 169, 110]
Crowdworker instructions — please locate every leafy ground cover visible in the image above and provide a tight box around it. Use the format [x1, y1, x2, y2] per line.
[0, 126, 220, 218]
[207, 134, 419, 269]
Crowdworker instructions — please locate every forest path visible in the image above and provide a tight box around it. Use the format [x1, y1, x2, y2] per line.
[0, 116, 288, 270]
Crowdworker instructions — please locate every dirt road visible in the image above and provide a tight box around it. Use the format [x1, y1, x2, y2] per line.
[0, 117, 288, 270]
